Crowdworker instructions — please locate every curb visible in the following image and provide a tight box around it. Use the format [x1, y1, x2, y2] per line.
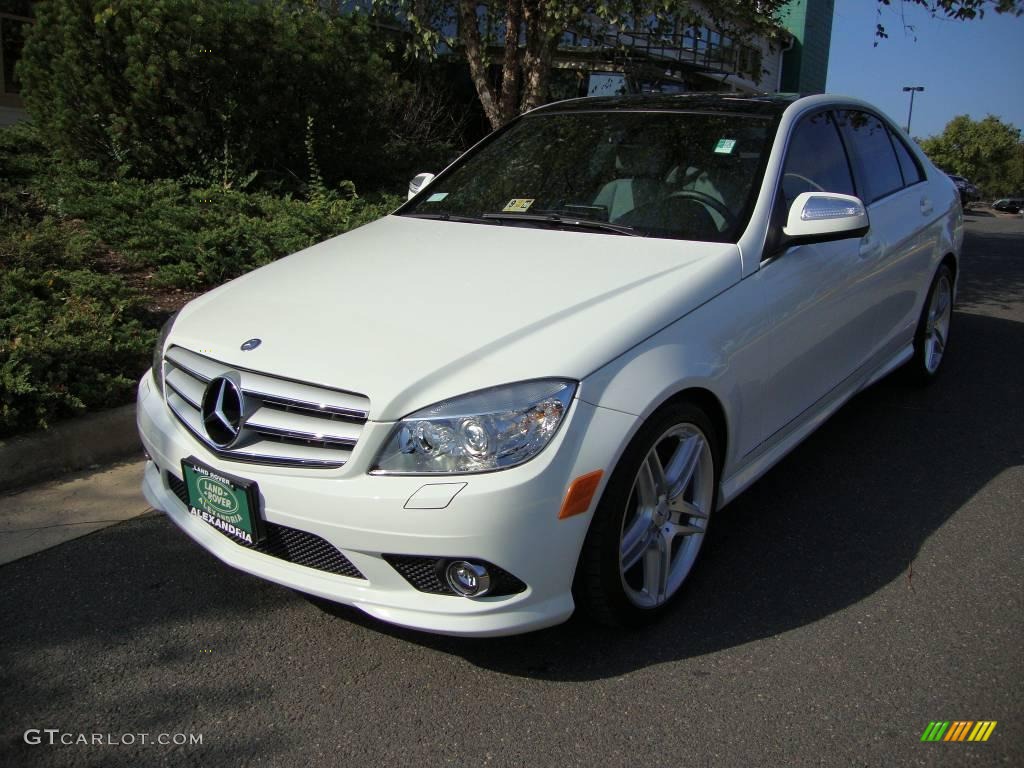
[0, 404, 141, 492]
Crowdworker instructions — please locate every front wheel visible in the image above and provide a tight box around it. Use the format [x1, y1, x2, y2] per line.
[907, 264, 954, 384]
[574, 402, 721, 627]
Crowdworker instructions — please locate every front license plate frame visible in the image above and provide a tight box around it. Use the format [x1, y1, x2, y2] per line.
[181, 456, 265, 545]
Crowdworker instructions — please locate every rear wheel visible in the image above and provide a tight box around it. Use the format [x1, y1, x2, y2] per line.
[907, 264, 954, 384]
[575, 402, 721, 627]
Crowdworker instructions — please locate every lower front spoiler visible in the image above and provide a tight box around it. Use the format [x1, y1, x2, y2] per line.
[141, 461, 574, 637]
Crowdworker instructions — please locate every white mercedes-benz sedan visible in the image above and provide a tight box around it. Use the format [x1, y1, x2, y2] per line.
[137, 93, 962, 636]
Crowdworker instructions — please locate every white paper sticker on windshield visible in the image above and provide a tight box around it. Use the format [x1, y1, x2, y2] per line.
[426, 192, 448, 202]
[503, 198, 535, 212]
[714, 138, 737, 155]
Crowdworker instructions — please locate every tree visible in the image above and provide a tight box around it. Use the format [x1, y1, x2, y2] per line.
[374, 0, 1024, 132]
[919, 115, 1022, 196]
[19, 0, 421, 189]
[874, 0, 1023, 41]
[371, 1, 791, 130]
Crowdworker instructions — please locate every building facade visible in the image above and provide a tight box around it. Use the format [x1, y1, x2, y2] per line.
[779, 0, 835, 93]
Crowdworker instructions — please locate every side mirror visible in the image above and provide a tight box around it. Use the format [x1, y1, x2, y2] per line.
[408, 172, 436, 200]
[782, 192, 869, 244]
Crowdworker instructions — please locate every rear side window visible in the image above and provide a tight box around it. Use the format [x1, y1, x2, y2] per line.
[889, 130, 925, 186]
[837, 110, 904, 203]
[781, 111, 855, 212]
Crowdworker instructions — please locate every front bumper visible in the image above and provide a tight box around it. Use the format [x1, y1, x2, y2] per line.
[137, 372, 636, 636]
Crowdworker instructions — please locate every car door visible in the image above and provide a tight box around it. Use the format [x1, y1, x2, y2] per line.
[836, 110, 938, 359]
[758, 109, 881, 441]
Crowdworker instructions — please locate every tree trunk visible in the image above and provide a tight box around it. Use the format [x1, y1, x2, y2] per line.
[458, 0, 502, 129]
[519, 1, 559, 114]
[498, 0, 524, 126]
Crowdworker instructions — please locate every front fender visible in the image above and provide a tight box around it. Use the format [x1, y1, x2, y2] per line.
[577, 271, 771, 479]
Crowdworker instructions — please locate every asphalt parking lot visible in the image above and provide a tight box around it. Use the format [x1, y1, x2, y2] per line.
[2, 212, 1021, 768]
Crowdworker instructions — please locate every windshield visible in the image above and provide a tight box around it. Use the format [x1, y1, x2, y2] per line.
[400, 109, 776, 242]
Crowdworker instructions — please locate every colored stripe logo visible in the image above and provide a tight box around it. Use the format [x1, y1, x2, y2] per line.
[920, 721, 997, 742]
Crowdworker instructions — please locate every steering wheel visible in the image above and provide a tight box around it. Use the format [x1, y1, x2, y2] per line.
[666, 190, 736, 230]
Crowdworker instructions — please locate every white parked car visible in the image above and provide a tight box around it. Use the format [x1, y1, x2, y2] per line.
[137, 94, 962, 636]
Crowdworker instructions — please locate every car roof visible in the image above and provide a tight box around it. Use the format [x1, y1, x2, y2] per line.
[528, 92, 801, 118]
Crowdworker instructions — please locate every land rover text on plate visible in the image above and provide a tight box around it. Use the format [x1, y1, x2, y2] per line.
[138, 94, 962, 636]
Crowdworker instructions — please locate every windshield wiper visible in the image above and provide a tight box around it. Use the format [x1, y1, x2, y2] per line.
[401, 212, 488, 224]
[481, 212, 640, 237]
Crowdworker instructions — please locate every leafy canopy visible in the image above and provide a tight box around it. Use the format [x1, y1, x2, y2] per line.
[370, 0, 790, 129]
[920, 115, 1023, 196]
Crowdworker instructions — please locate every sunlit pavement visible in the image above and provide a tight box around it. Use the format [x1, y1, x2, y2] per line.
[0, 461, 149, 565]
[1, 213, 1021, 767]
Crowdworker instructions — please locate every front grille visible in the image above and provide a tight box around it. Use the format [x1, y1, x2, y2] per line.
[167, 473, 365, 580]
[383, 554, 527, 597]
[162, 345, 369, 468]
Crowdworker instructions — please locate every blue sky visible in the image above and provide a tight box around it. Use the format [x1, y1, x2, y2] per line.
[825, 0, 1024, 140]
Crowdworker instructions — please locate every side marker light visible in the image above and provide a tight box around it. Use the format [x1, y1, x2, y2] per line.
[558, 469, 604, 519]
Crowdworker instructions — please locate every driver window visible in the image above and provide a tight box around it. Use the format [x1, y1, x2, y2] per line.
[782, 111, 856, 212]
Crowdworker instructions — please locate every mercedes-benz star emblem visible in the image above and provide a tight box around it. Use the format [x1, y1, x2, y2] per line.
[201, 375, 245, 449]
[240, 338, 262, 351]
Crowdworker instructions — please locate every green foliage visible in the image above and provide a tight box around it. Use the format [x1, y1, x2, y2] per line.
[0, 264, 155, 437]
[919, 115, 1023, 196]
[18, 0, 441, 190]
[372, 0, 791, 129]
[36, 166, 399, 289]
[0, 123, 400, 436]
[875, 1, 1023, 40]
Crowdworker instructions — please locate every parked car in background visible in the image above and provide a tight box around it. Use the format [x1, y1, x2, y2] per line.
[138, 93, 962, 637]
[947, 174, 981, 207]
[992, 197, 1024, 213]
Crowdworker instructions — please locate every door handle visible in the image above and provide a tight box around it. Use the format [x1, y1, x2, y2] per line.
[920, 197, 933, 216]
[859, 236, 882, 260]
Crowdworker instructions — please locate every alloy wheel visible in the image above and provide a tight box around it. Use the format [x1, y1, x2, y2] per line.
[924, 273, 952, 373]
[618, 423, 714, 609]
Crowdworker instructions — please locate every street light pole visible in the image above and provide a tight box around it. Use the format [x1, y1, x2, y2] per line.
[903, 86, 925, 135]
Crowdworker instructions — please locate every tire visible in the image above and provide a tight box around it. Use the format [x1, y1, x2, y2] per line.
[574, 401, 721, 627]
[907, 263, 954, 385]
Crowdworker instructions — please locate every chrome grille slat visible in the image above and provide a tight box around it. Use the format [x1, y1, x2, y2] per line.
[246, 423, 358, 447]
[165, 347, 370, 416]
[164, 347, 216, 382]
[250, 393, 367, 421]
[246, 406, 361, 444]
[162, 345, 368, 469]
[164, 368, 204, 408]
[241, 375, 369, 418]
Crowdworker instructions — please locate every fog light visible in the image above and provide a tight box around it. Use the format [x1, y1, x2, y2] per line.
[445, 560, 491, 597]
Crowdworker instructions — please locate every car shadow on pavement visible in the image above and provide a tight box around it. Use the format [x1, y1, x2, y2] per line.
[325, 309, 1023, 680]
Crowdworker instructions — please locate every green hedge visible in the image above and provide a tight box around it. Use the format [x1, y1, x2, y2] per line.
[0, 264, 155, 436]
[40, 167, 399, 288]
[18, 0, 437, 191]
[0, 124, 400, 436]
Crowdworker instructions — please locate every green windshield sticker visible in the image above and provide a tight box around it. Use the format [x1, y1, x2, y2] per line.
[426, 192, 448, 202]
[714, 138, 737, 155]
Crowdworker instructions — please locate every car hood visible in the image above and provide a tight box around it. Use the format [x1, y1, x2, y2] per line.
[169, 215, 741, 420]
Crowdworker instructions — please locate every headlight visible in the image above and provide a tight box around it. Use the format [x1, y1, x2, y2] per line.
[151, 311, 179, 396]
[372, 379, 576, 475]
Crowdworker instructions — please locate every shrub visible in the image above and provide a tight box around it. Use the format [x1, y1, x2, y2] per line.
[0, 260, 155, 437]
[19, 0, 420, 191]
[36, 168, 400, 288]
[0, 122, 400, 435]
